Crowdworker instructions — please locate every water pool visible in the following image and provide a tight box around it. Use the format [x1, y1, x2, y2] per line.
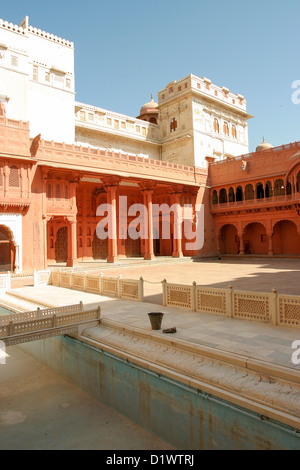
[0, 305, 14, 315]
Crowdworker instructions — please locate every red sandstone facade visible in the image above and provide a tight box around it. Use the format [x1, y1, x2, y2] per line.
[209, 142, 300, 257]
[0, 113, 215, 273]
[1, 110, 299, 273]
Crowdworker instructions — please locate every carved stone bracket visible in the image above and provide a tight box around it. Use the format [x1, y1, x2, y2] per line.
[102, 175, 121, 189]
[168, 184, 184, 194]
[139, 180, 157, 192]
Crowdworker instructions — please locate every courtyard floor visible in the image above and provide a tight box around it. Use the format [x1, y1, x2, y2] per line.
[71, 257, 300, 304]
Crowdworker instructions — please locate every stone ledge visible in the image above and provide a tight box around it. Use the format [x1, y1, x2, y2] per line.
[78, 319, 300, 430]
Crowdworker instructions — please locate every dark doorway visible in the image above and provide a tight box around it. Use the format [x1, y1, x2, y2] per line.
[55, 226, 68, 262]
[0, 225, 15, 272]
[92, 230, 108, 259]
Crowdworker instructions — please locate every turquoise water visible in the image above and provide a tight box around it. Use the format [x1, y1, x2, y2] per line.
[0, 305, 14, 315]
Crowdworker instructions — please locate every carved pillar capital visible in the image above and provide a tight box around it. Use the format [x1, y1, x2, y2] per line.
[139, 180, 156, 192]
[168, 184, 184, 195]
[102, 175, 121, 189]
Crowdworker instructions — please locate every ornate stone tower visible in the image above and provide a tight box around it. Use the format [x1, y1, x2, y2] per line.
[157, 74, 253, 168]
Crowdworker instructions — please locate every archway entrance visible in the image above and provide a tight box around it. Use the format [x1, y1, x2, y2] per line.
[55, 226, 68, 263]
[0, 225, 15, 272]
[92, 230, 108, 260]
[273, 220, 300, 255]
[219, 224, 239, 254]
[243, 222, 268, 255]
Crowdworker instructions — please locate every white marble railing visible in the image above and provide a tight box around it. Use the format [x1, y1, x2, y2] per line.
[0, 272, 11, 293]
[51, 269, 144, 302]
[0, 301, 101, 346]
[162, 281, 300, 328]
[33, 269, 51, 287]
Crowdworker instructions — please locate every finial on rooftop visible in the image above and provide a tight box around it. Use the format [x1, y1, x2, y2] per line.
[20, 15, 29, 29]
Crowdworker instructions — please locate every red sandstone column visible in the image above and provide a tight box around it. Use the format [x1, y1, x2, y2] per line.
[82, 186, 88, 260]
[140, 181, 156, 260]
[238, 231, 244, 255]
[67, 218, 78, 267]
[142, 189, 155, 260]
[42, 216, 47, 269]
[216, 231, 221, 256]
[3, 164, 8, 198]
[42, 171, 49, 269]
[170, 186, 183, 258]
[103, 177, 120, 263]
[267, 232, 273, 256]
[67, 177, 79, 266]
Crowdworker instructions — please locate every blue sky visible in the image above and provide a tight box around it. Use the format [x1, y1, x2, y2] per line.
[1, 0, 299, 152]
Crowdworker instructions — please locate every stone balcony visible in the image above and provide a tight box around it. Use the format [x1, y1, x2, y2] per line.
[211, 193, 300, 214]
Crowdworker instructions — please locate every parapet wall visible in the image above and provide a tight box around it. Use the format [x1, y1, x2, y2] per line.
[158, 74, 249, 115]
[209, 141, 300, 186]
[0, 17, 74, 48]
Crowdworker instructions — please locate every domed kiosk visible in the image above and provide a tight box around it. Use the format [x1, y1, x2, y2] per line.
[137, 94, 159, 124]
[256, 137, 273, 152]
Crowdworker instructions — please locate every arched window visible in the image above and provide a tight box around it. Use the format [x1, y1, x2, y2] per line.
[170, 118, 177, 132]
[219, 188, 227, 204]
[9, 166, 19, 187]
[213, 118, 219, 133]
[223, 122, 229, 136]
[232, 125, 237, 139]
[256, 182, 264, 199]
[212, 190, 218, 205]
[228, 187, 235, 202]
[286, 180, 292, 195]
[274, 179, 285, 196]
[265, 181, 273, 198]
[245, 184, 254, 200]
[297, 171, 300, 192]
[236, 186, 243, 201]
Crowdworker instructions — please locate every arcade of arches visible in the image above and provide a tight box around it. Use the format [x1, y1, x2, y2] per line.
[212, 170, 300, 206]
[218, 220, 300, 256]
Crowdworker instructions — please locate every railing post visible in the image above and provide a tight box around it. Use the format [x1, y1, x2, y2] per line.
[70, 270, 74, 289]
[226, 284, 233, 317]
[271, 288, 278, 325]
[192, 281, 197, 311]
[79, 301, 83, 312]
[162, 279, 167, 306]
[118, 274, 122, 298]
[97, 306, 101, 319]
[139, 276, 144, 302]
[100, 272, 103, 295]
[83, 271, 88, 292]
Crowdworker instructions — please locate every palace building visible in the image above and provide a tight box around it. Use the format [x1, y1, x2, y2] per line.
[0, 15, 299, 273]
